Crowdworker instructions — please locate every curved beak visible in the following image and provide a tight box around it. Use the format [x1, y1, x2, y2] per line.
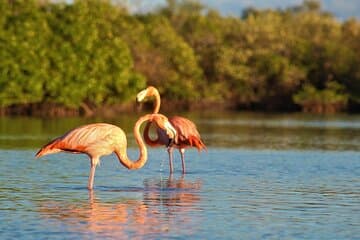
[165, 122, 177, 147]
[167, 138, 174, 148]
[136, 89, 147, 113]
[136, 89, 147, 103]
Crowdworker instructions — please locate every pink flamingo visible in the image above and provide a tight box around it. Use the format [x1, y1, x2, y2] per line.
[137, 86, 206, 174]
[36, 113, 177, 190]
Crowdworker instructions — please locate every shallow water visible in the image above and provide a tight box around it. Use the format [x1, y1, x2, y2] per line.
[0, 112, 359, 239]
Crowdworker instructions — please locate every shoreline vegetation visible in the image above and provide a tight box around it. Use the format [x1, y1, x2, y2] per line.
[0, 0, 359, 116]
[0, 100, 234, 117]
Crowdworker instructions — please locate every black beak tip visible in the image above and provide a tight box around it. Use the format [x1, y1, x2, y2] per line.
[167, 138, 174, 147]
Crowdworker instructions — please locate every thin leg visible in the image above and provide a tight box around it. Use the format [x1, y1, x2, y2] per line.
[167, 147, 174, 174]
[88, 161, 96, 190]
[88, 189, 95, 205]
[167, 172, 174, 188]
[180, 148, 186, 174]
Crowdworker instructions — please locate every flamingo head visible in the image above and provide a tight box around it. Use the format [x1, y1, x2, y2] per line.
[150, 114, 177, 145]
[136, 86, 158, 102]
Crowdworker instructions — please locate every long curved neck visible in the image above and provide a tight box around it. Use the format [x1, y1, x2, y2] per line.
[152, 89, 161, 114]
[145, 88, 161, 145]
[115, 115, 150, 170]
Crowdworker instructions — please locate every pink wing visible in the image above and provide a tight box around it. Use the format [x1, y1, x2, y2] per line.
[36, 123, 124, 158]
[169, 116, 206, 151]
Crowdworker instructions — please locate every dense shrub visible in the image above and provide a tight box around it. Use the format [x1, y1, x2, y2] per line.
[0, 0, 359, 114]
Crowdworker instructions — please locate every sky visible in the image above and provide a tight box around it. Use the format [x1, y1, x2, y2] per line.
[127, 0, 360, 20]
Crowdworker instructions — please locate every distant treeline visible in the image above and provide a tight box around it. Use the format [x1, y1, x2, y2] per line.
[0, 0, 359, 115]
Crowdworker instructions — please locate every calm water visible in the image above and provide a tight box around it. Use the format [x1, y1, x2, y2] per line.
[0, 112, 359, 239]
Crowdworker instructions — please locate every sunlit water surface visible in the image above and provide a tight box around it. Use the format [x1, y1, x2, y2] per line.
[1, 112, 359, 239]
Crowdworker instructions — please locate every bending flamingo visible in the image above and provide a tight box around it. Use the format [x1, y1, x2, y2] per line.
[136, 86, 206, 174]
[35, 113, 177, 190]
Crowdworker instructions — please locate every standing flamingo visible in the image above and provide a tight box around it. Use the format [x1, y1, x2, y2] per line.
[136, 86, 206, 174]
[35, 113, 177, 190]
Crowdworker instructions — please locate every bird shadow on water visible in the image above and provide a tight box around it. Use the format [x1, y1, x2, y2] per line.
[38, 174, 203, 238]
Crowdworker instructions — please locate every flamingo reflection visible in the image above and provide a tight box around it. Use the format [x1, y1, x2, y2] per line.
[39, 176, 202, 238]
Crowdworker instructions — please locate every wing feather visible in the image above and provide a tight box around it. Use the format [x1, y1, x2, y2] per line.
[169, 116, 206, 151]
[36, 123, 124, 158]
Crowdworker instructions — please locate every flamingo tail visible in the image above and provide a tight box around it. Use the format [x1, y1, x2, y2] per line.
[188, 136, 207, 152]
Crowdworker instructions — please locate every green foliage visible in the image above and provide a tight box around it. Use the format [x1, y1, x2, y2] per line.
[0, 0, 145, 109]
[159, 0, 358, 111]
[0, 0, 50, 106]
[293, 81, 349, 113]
[142, 16, 203, 100]
[0, 0, 359, 113]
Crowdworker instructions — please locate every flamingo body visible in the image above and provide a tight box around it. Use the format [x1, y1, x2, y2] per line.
[36, 123, 126, 166]
[169, 116, 206, 151]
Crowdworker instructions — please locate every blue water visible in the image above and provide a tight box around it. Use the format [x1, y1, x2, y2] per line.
[0, 113, 359, 239]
